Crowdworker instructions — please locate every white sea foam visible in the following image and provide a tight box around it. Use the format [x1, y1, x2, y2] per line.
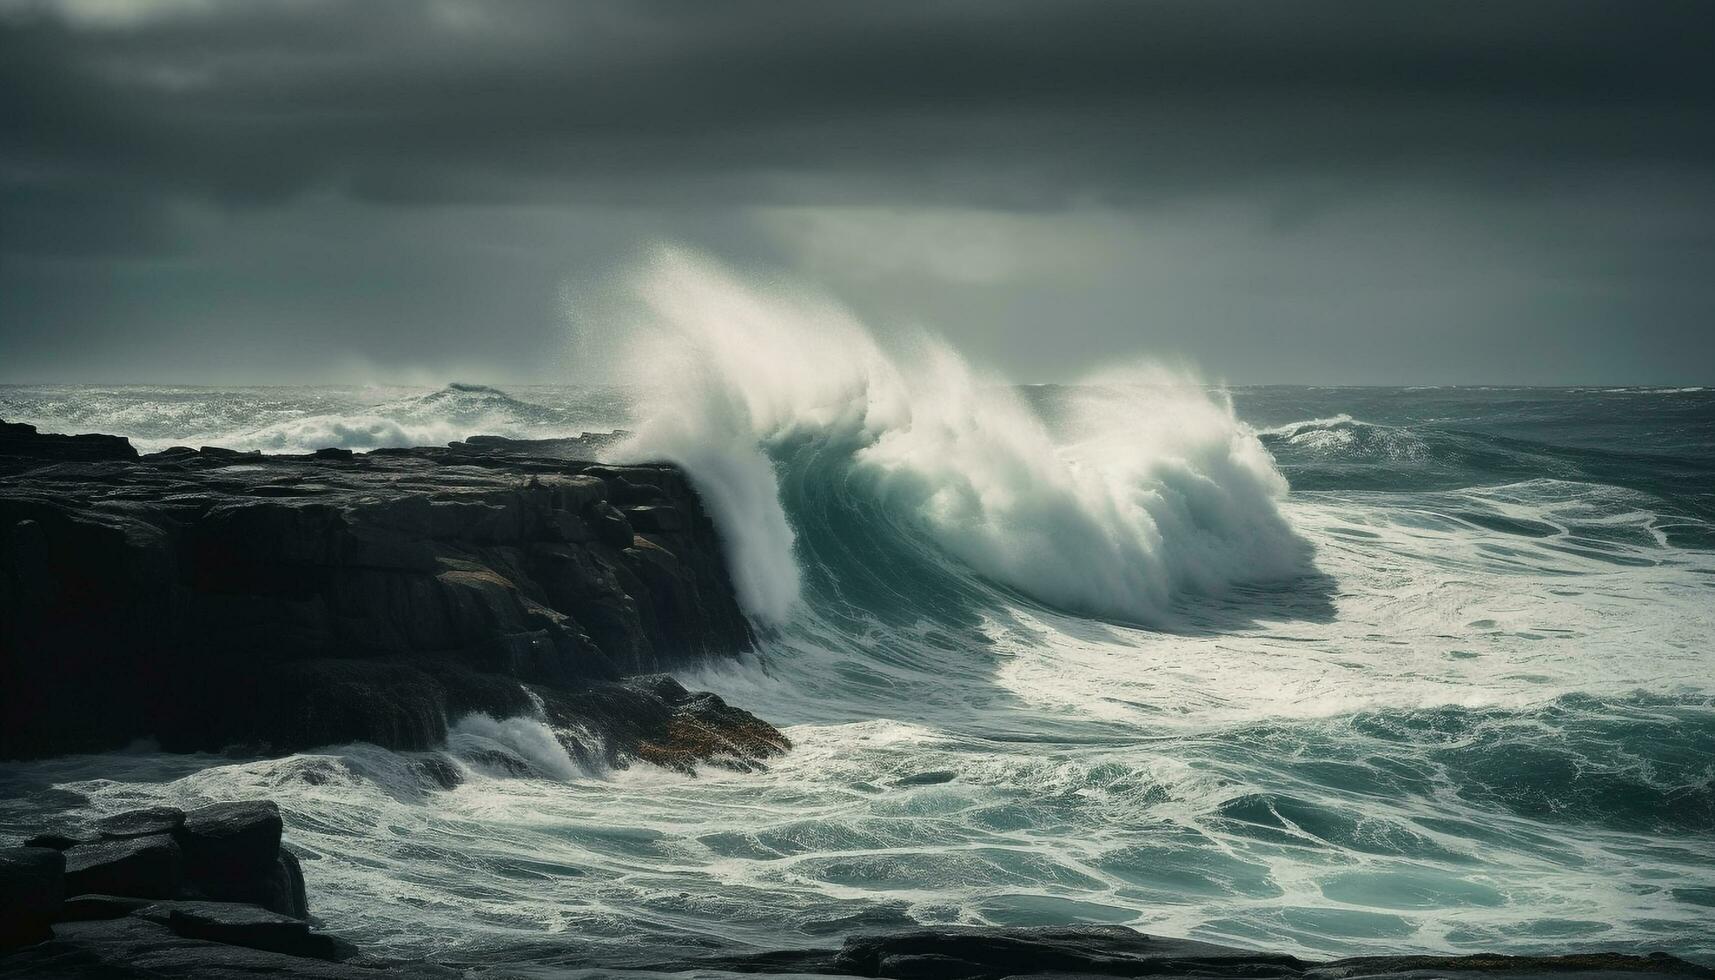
[446, 713, 586, 781]
[612, 248, 1308, 625]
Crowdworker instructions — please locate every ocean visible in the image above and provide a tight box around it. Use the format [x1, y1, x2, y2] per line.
[1, 378, 1712, 971]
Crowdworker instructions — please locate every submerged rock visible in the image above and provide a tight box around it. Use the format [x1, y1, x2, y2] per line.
[411, 756, 464, 791]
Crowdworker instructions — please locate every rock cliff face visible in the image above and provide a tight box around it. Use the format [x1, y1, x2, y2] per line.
[0, 422, 776, 764]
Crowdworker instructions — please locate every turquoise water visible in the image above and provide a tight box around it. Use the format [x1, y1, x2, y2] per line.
[1, 381, 1712, 970]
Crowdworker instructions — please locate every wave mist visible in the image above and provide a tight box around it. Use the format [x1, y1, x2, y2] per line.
[611, 247, 1311, 627]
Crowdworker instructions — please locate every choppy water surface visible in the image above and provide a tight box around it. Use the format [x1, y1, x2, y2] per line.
[2, 372, 1712, 969]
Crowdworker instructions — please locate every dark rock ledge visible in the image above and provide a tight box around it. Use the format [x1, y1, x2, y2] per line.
[1, 800, 452, 977]
[0, 420, 786, 770]
[656, 927, 1715, 980]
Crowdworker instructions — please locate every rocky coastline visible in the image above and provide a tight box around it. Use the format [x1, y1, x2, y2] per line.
[1, 419, 783, 769]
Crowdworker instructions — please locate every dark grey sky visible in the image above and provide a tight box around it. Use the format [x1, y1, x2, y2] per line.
[3, 0, 1713, 384]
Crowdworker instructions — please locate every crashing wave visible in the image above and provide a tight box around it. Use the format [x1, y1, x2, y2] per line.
[608, 247, 1313, 627]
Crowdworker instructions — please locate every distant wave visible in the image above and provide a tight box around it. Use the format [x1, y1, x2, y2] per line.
[1573, 386, 1708, 395]
[1257, 414, 1431, 462]
[0, 382, 622, 455]
[608, 248, 1313, 627]
[231, 383, 590, 453]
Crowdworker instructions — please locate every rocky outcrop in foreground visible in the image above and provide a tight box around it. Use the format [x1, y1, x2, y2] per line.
[0, 799, 444, 977]
[0, 421, 782, 768]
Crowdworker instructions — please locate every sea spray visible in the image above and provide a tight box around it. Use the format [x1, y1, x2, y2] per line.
[612, 247, 1310, 625]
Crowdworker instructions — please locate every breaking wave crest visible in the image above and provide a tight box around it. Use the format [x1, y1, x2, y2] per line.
[1258, 414, 1430, 461]
[611, 248, 1312, 626]
[234, 383, 587, 453]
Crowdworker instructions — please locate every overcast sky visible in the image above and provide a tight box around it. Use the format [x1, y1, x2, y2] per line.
[3, 0, 1712, 385]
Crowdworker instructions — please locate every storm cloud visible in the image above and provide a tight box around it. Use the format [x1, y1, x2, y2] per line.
[3, 0, 1713, 383]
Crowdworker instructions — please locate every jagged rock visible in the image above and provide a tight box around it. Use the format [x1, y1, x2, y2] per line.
[62, 836, 183, 900]
[541, 674, 791, 774]
[593, 500, 636, 549]
[0, 846, 64, 949]
[96, 806, 184, 839]
[0, 420, 137, 462]
[0, 429, 757, 760]
[22, 832, 80, 851]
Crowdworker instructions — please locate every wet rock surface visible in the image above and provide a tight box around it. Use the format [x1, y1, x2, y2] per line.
[94, 805, 185, 839]
[14, 801, 305, 918]
[62, 835, 183, 900]
[0, 424, 767, 764]
[0, 800, 426, 976]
